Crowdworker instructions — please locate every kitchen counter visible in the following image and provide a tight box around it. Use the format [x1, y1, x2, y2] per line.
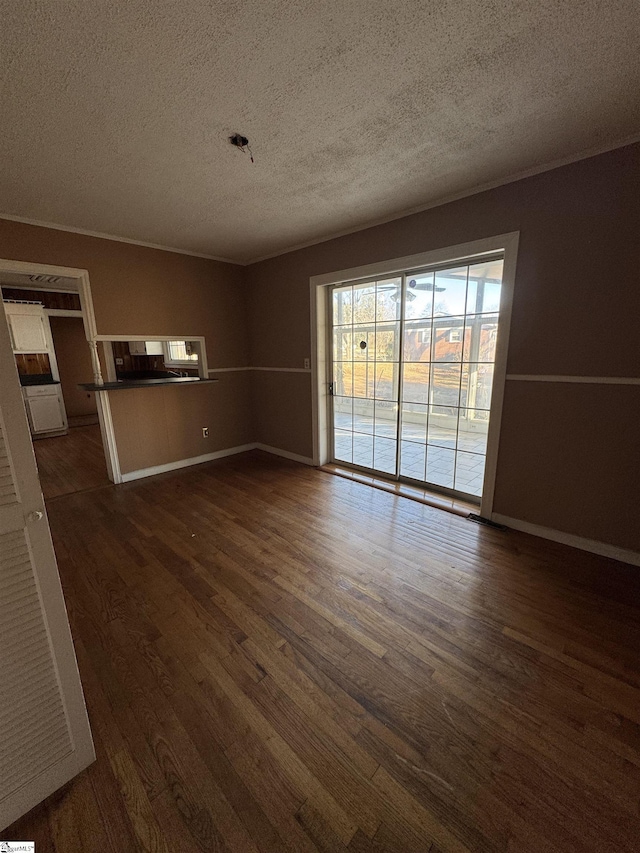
[79, 377, 218, 391]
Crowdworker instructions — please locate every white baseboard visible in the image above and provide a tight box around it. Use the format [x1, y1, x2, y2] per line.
[119, 441, 315, 483]
[492, 513, 640, 567]
[67, 414, 100, 427]
[120, 443, 258, 482]
[254, 443, 315, 466]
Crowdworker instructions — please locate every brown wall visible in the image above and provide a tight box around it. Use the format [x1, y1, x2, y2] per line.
[245, 143, 640, 552]
[250, 371, 313, 458]
[108, 373, 253, 474]
[0, 221, 250, 473]
[48, 316, 97, 418]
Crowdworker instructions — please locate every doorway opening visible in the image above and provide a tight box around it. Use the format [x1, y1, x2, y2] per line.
[0, 261, 119, 501]
[311, 234, 519, 519]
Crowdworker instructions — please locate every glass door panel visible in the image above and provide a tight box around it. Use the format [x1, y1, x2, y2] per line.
[331, 279, 401, 476]
[330, 257, 503, 501]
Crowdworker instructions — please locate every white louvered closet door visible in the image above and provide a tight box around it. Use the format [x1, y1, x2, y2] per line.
[0, 303, 94, 831]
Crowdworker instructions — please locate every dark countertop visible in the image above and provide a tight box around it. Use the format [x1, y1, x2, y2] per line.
[79, 377, 218, 391]
[20, 374, 60, 386]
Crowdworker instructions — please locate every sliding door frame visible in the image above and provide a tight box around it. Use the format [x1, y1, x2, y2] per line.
[310, 232, 519, 519]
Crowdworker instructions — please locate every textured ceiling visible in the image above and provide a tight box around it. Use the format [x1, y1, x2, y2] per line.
[1, 1, 639, 264]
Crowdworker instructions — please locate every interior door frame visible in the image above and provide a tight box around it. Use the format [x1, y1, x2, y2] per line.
[310, 232, 520, 519]
[0, 258, 122, 484]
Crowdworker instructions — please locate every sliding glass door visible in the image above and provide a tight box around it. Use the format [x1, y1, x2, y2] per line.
[332, 277, 401, 475]
[330, 256, 504, 501]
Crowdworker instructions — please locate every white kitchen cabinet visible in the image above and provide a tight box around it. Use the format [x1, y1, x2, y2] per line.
[4, 303, 49, 353]
[23, 386, 67, 435]
[128, 340, 164, 355]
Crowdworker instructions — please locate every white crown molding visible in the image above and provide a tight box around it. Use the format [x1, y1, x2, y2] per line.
[245, 133, 640, 265]
[0, 213, 239, 266]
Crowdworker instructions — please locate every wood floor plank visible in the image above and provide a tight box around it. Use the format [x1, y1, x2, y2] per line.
[46, 786, 84, 853]
[60, 771, 116, 853]
[296, 801, 351, 853]
[108, 748, 170, 853]
[200, 646, 359, 845]
[149, 703, 258, 853]
[241, 636, 379, 778]
[224, 731, 319, 853]
[4, 448, 640, 852]
[158, 678, 285, 851]
[33, 424, 109, 500]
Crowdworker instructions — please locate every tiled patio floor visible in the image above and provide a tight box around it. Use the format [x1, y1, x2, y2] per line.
[334, 411, 486, 496]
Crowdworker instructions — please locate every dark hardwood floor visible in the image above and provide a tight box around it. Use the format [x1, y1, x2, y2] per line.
[33, 423, 110, 500]
[4, 451, 640, 851]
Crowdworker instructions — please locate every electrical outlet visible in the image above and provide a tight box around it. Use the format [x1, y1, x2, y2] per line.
[304, 358, 310, 369]
[202, 427, 209, 438]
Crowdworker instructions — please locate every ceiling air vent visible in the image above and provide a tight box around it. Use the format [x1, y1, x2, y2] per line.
[29, 275, 62, 284]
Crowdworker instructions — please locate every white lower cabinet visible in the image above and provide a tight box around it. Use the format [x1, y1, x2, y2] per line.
[24, 386, 67, 435]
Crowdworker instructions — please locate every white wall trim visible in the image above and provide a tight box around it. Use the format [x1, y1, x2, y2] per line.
[0, 283, 79, 295]
[208, 366, 252, 373]
[207, 366, 312, 374]
[44, 309, 84, 318]
[507, 374, 640, 385]
[254, 444, 315, 465]
[96, 334, 208, 379]
[96, 333, 203, 341]
[96, 391, 122, 484]
[0, 213, 238, 266]
[492, 513, 640, 567]
[250, 366, 311, 374]
[120, 443, 258, 482]
[479, 235, 518, 519]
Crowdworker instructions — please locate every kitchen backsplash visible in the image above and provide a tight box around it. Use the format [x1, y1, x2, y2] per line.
[15, 352, 52, 375]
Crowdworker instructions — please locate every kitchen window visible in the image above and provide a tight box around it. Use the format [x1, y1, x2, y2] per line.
[163, 340, 198, 365]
